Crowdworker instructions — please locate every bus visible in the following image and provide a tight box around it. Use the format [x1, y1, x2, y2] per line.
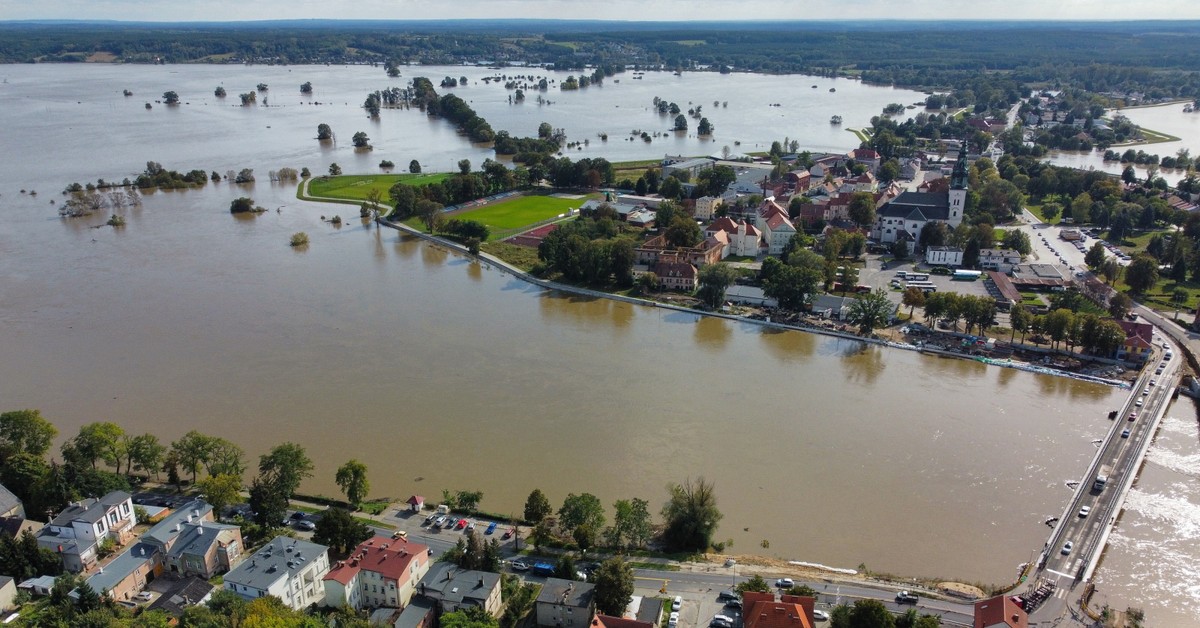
[906, 273, 929, 281]
[906, 281, 937, 293]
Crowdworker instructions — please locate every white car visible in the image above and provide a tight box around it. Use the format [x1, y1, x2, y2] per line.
[1061, 541, 1074, 555]
[1078, 505, 1091, 517]
[672, 596, 682, 611]
[776, 578, 794, 588]
[1135, 399, 1143, 407]
[812, 610, 830, 622]
[669, 612, 680, 628]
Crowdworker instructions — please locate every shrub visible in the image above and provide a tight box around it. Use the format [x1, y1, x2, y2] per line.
[290, 232, 309, 247]
[229, 197, 255, 214]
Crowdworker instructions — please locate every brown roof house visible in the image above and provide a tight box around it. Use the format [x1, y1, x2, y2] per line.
[742, 592, 814, 628]
[973, 595, 1027, 628]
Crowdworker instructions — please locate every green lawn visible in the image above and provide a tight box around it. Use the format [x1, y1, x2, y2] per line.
[1110, 229, 1169, 255]
[307, 173, 450, 202]
[1024, 203, 1060, 225]
[440, 193, 596, 240]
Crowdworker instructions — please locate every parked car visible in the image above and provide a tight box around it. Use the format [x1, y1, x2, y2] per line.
[717, 590, 739, 602]
[895, 591, 919, 604]
[502, 528, 515, 540]
[466, 521, 476, 532]
[775, 578, 794, 588]
[485, 521, 498, 535]
[710, 619, 732, 628]
[456, 518, 469, 530]
[812, 610, 830, 621]
[1061, 541, 1074, 555]
[724, 599, 742, 610]
[135, 592, 153, 601]
[434, 516, 448, 528]
[668, 612, 679, 628]
[297, 520, 316, 531]
[424, 514, 437, 525]
[511, 560, 529, 571]
[672, 596, 682, 611]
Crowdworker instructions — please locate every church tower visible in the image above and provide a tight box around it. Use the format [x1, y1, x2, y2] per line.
[947, 142, 969, 227]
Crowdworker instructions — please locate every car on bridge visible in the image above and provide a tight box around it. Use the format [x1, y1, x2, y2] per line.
[1122, 428, 1131, 438]
[1061, 541, 1074, 555]
[1078, 505, 1091, 517]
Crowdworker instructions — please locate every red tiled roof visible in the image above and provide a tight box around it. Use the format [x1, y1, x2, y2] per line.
[707, 217, 738, 234]
[853, 148, 880, 160]
[742, 222, 762, 237]
[744, 594, 813, 628]
[324, 535, 428, 586]
[592, 615, 654, 628]
[765, 213, 794, 230]
[1116, 320, 1153, 346]
[973, 595, 1027, 628]
[407, 495, 424, 505]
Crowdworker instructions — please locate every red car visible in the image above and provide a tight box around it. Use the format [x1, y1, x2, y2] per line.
[502, 528, 515, 540]
[1128, 412, 1137, 422]
[455, 518, 469, 530]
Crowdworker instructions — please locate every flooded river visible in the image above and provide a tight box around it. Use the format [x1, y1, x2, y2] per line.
[0, 64, 1194, 623]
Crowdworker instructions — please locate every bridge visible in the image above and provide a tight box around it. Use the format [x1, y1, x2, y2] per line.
[1024, 332, 1182, 624]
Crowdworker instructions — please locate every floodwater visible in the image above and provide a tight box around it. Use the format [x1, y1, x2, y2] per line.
[1046, 102, 1200, 187]
[0, 64, 1193, 621]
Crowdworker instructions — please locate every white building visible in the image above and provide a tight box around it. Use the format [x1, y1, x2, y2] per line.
[925, 246, 964, 267]
[705, 217, 761, 258]
[225, 536, 330, 610]
[324, 536, 430, 612]
[979, 249, 1023, 273]
[870, 147, 968, 249]
[37, 491, 136, 573]
[754, 200, 797, 255]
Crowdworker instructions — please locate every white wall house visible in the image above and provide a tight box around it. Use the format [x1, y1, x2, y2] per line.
[225, 536, 329, 610]
[925, 246, 964, 267]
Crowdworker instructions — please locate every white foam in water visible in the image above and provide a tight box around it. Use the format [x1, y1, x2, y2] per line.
[1106, 486, 1200, 623]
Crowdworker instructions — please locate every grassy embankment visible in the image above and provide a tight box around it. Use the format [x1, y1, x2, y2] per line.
[301, 173, 452, 214]
[403, 192, 598, 241]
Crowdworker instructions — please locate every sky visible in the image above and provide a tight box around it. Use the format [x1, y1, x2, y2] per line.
[2, 0, 1200, 22]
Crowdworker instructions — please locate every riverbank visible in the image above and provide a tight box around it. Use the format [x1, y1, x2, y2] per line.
[371, 216, 1128, 389]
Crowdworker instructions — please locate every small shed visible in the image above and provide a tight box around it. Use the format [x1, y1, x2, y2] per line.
[406, 495, 425, 512]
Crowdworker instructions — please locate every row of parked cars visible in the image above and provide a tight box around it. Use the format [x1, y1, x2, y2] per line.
[423, 513, 505, 536]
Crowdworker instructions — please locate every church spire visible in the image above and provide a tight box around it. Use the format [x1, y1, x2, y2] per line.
[951, 140, 969, 190]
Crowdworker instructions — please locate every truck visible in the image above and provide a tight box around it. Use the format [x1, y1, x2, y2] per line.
[1093, 464, 1113, 491]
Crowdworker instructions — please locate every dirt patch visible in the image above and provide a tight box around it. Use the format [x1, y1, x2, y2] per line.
[938, 581, 985, 600]
[86, 52, 118, 63]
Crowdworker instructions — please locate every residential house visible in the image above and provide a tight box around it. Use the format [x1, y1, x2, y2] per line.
[395, 597, 437, 628]
[224, 536, 330, 610]
[839, 172, 876, 194]
[0, 576, 16, 612]
[694, 196, 723, 221]
[416, 562, 503, 617]
[925, 246, 964, 267]
[978, 249, 1023, 273]
[324, 535, 431, 612]
[161, 520, 243, 579]
[38, 491, 136, 573]
[626, 209, 657, 228]
[1116, 320, 1154, 363]
[653, 257, 699, 292]
[146, 576, 215, 618]
[898, 157, 923, 180]
[849, 148, 881, 173]
[0, 483, 28, 537]
[80, 541, 157, 602]
[755, 201, 797, 255]
[870, 147, 968, 250]
[742, 592, 814, 628]
[705, 217, 762, 258]
[810, 294, 854, 320]
[536, 578, 595, 628]
[784, 171, 811, 193]
[17, 575, 56, 597]
[973, 595, 1027, 628]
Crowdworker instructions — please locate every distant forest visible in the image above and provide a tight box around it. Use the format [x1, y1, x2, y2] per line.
[3, 20, 1200, 100]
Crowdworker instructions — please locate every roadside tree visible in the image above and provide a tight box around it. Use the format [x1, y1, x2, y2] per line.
[313, 507, 372, 554]
[610, 497, 653, 549]
[1124, 254, 1160, 294]
[196, 473, 242, 516]
[1084, 242, 1106, 269]
[248, 476, 288, 529]
[735, 574, 771, 594]
[848, 599, 895, 628]
[1107, 292, 1132, 319]
[417, 200, 444, 232]
[334, 459, 370, 508]
[592, 557, 635, 616]
[125, 433, 166, 480]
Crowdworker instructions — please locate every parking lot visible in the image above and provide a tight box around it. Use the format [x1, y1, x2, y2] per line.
[858, 255, 993, 304]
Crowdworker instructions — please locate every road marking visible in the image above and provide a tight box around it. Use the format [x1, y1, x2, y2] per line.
[1045, 569, 1073, 578]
